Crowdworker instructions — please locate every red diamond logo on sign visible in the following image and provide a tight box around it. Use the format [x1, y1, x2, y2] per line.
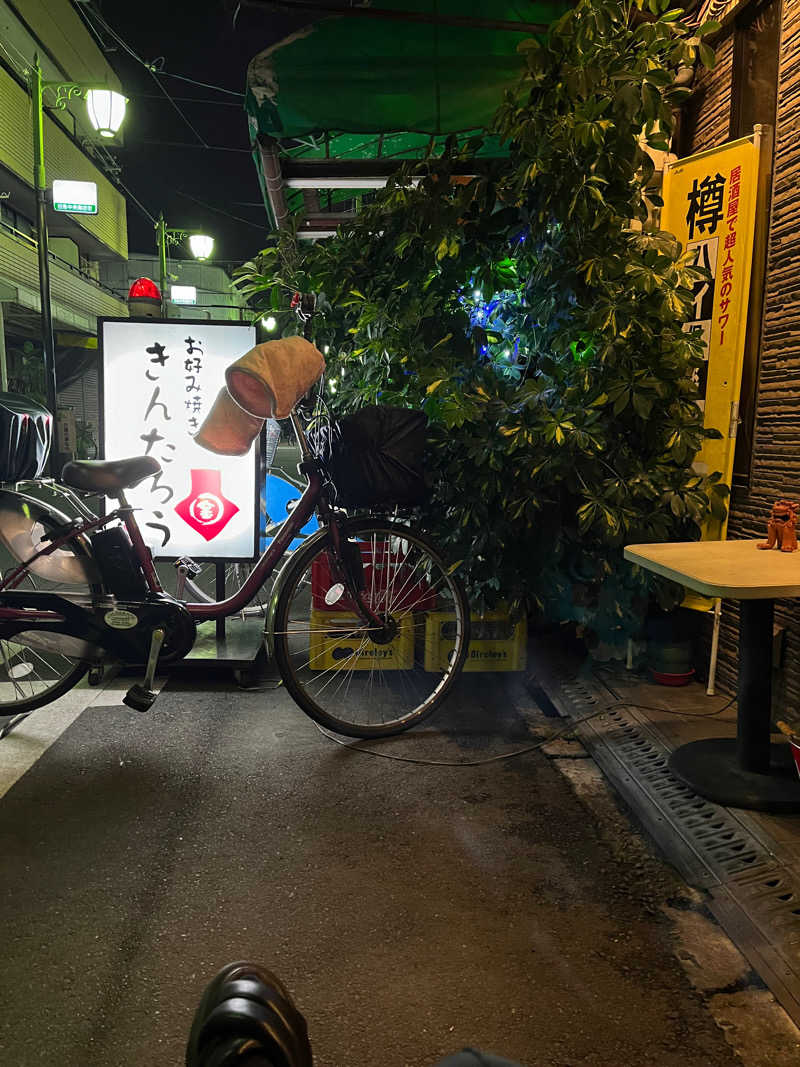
[175, 469, 240, 542]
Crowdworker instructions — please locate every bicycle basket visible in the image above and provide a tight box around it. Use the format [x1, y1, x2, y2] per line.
[311, 405, 428, 508]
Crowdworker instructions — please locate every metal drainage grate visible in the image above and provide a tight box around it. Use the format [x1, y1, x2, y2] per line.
[550, 677, 772, 884]
[725, 866, 800, 943]
[560, 679, 598, 709]
[709, 864, 800, 1020]
[537, 664, 800, 1026]
[596, 706, 768, 879]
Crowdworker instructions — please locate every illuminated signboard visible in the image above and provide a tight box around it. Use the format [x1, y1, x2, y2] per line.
[100, 319, 259, 560]
[52, 179, 98, 214]
[171, 285, 197, 305]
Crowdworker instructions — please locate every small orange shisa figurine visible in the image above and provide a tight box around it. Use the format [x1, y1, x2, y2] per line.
[758, 499, 799, 552]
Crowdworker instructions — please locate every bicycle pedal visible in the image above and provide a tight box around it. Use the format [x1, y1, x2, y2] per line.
[123, 684, 158, 713]
[174, 555, 202, 578]
[88, 666, 105, 687]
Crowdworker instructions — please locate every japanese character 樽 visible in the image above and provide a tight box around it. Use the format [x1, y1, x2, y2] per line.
[686, 173, 726, 241]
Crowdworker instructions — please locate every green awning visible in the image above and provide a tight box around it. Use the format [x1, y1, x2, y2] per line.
[243, 1, 570, 231]
[246, 1, 569, 142]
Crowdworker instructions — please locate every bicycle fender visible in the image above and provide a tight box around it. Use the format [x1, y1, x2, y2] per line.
[0, 487, 99, 586]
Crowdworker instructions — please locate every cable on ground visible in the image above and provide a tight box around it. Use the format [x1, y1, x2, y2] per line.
[312, 689, 738, 767]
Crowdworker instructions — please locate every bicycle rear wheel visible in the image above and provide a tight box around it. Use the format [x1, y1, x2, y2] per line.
[0, 511, 99, 721]
[272, 519, 470, 737]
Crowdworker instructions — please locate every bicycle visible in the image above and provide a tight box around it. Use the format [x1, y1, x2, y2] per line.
[0, 403, 470, 739]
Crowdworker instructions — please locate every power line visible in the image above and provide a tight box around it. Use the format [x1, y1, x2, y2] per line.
[140, 71, 211, 149]
[174, 188, 268, 230]
[115, 176, 158, 225]
[81, 6, 210, 148]
[0, 30, 32, 73]
[127, 93, 243, 107]
[156, 70, 245, 99]
[75, 3, 245, 99]
[126, 139, 252, 153]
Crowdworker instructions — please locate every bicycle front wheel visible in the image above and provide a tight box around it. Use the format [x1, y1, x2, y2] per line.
[272, 520, 470, 737]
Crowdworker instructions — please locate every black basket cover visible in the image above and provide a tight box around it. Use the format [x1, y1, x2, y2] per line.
[315, 405, 428, 508]
[0, 393, 52, 482]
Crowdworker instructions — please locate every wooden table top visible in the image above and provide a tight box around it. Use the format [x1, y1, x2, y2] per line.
[624, 540, 800, 599]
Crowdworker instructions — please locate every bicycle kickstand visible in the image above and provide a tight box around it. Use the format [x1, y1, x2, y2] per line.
[123, 628, 166, 712]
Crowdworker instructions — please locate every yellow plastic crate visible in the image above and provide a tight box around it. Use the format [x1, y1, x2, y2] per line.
[425, 610, 527, 672]
[308, 609, 414, 671]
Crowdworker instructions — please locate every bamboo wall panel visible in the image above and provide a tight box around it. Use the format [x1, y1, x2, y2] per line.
[688, 32, 735, 153]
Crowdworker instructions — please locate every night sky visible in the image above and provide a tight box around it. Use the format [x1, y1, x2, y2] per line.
[90, 1, 308, 268]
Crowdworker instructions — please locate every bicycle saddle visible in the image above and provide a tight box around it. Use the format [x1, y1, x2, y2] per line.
[186, 961, 313, 1067]
[61, 456, 161, 493]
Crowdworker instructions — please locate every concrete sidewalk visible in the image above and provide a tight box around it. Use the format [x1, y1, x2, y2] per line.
[0, 672, 740, 1066]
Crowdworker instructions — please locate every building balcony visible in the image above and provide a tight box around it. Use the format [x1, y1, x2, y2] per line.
[0, 219, 127, 337]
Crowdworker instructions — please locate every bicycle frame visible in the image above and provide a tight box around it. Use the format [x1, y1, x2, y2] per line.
[0, 411, 380, 633]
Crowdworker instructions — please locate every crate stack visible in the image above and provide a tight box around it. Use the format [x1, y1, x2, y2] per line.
[309, 546, 424, 671]
[424, 610, 527, 673]
[308, 547, 527, 674]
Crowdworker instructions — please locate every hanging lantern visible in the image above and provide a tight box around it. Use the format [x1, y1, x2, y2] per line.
[189, 234, 214, 261]
[85, 89, 127, 138]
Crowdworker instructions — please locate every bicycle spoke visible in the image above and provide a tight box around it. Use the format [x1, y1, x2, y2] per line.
[273, 522, 469, 737]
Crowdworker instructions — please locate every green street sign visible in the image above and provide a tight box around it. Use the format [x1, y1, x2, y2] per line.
[52, 179, 98, 214]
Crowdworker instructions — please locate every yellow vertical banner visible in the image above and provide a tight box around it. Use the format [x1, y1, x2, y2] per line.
[661, 135, 761, 616]
[661, 136, 760, 541]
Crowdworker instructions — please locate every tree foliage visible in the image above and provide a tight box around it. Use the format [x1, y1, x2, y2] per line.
[235, 0, 726, 650]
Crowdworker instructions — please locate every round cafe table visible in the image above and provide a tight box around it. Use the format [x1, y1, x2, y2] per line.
[624, 539, 800, 813]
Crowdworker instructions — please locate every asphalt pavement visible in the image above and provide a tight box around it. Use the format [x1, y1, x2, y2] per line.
[0, 670, 741, 1067]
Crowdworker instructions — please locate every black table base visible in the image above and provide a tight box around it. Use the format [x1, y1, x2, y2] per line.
[668, 597, 800, 813]
[669, 738, 800, 813]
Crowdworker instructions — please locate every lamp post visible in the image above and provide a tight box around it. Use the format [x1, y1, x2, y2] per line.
[27, 54, 127, 470]
[154, 217, 214, 317]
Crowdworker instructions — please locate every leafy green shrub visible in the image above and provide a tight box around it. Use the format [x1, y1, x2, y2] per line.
[236, 0, 726, 650]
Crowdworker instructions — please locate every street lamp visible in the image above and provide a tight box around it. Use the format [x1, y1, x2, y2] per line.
[188, 234, 214, 261]
[27, 54, 127, 471]
[85, 89, 128, 138]
[155, 217, 215, 315]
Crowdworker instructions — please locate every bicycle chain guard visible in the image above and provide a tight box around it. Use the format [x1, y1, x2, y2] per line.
[0, 591, 197, 666]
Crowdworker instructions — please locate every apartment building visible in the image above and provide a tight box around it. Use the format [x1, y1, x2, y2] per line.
[0, 0, 128, 450]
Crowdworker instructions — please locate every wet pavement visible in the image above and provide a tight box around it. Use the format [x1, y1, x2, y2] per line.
[0, 671, 740, 1066]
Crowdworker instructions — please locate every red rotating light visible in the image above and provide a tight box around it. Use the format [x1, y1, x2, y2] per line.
[128, 277, 161, 300]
